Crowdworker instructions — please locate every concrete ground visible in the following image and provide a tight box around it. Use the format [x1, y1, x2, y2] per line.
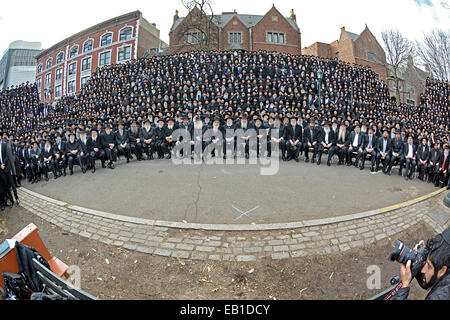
[25, 159, 437, 224]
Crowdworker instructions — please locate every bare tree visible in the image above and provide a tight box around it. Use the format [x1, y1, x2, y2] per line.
[382, 29, 415, 105]
[415, 29, 450, 81]
[174, 0, 218, 53]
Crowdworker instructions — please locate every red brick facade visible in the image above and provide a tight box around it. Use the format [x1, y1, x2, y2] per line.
[303, 26, 387, 82]
[169, 6, 301, 55]
[35, 11, 164, 102]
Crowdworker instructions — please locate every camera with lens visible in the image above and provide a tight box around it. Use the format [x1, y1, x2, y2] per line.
[389, 240, 428, 278]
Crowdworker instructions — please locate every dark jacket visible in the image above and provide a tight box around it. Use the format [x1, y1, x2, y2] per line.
[394, 272, 450, 300]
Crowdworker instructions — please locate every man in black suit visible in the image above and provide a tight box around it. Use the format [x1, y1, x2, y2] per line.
[53, 133, 67, 176]
[0, 130, 17, 206]
[303, 118, 320, 163]
[375, 128, 391, 174]
[388, 130, 405, 176]
[333, 123, 349, 165]
[236, 114, 255, 159]
[317, 122, 336, 166]
[437, 144, 449, 188]
[269, 116, 286, 160]
[116, 121, 132, 163]
[284, 116, 303, 162]
[254, 117, 268, 158]
[128, 120, 143, 161]
[154, 118, 169, 159]
[223, 116, 236, 159]
[101, 124, 117, 169]
[346, 124, 364, 167]
[40, 139, 56, 181]
[139, 119, 156, 160]
[403, 135, 417, 180]
[428, 142, 442, 185]
[87, 128, 105, 173]
[416, 138, 431, 181]
[360, 127, 377, 172]
[65, 133, 82, 175]
[77, 130, 89, 174]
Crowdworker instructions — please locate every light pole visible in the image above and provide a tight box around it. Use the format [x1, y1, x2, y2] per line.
[317, 68, 323, 109]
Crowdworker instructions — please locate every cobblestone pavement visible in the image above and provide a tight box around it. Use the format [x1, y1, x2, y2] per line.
[17, 188, 449, 262]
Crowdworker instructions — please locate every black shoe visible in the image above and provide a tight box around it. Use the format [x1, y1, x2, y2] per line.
[346, 162, 352, 167]
[110, 162, 115, 170]
[16, 199, 20, 206]
[327, 160, 331, 167]
[45, 176, 49, 182]
[70, 170, 74, 176]
[92, 167, 96, 173]
[127, 158, 130, 163]
[317, 160, 321, 166]
[337, 161, 343, 166]
[63, 170, 66, 177]
[9, 201, 14, 208]
[102, 163, 106, 169]
[360, 166, 364, 170]
[82, 168, 86, 174]
[295, 157, 300, 163]
[305, 158, 309, 163]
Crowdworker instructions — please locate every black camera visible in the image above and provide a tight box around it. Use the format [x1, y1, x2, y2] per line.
[389, 240, 428, 278]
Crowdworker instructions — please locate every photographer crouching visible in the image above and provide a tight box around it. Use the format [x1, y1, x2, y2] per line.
[392, 227, 449, 300]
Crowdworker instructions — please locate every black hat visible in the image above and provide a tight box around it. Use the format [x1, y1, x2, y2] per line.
[105, 124, 112, 129]
[144, 118, 152, 123]
[167, 117, 175, 122]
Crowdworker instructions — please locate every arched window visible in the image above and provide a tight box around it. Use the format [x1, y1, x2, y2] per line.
[69, 45, 79, 58]
[46, 58, 53, 69]
[37, 64, 43, 74]
[83, 39, 93, 52]
[56, 52, 64, 64]
[101, 32, 113, 46]
[119, 27, 133, 41]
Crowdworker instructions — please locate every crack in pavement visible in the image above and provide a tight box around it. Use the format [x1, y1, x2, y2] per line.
[193, 165, 203, 222]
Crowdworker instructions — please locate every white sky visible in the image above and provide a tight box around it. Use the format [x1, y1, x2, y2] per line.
[0, 0, 449, 56]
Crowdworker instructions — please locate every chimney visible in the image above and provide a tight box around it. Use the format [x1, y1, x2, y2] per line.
[290, 9, 296, 22]
[173, 10, 179, 24]
[341, 26, 345, 32]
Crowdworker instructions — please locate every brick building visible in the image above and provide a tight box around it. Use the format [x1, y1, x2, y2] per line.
[169, 5, 301, 55]
[303, 26, 387, 82]
[387, 55, 430, 106]
[35, 11, 168, 102]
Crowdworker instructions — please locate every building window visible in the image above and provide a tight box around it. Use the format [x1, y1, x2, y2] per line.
[229, 32, 242, 44]
[55, 68, 62, 81]
[99, 51, 111, 66]
[46, 58, 52, 69]
[186, 32, 202, 44]
[36, 78, 41, 92]
[367, 52, 378, 63]
[44, 89, 51, 100]
[101, 33, 113, 46]
[55, 85, 62, 98]
[37, 64, 43, 74]
[80, 76, 90, 89]
[81, 57, 92, 71]
[69, 46, 79, 58]
[68, 62, 77, 76]
[118, 46, 131, 62]
[56, 52, 64, 64]
[67, 80, 76, 94]
[45, 73, 51, 85]
[335, 52, 340, 60]
[119, 27, 133, 41]
[267, 32, 285, 44]
[83, 40, 93, 53]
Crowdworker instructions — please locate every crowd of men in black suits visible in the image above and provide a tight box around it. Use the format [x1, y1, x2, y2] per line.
[0, 50, 448, 210]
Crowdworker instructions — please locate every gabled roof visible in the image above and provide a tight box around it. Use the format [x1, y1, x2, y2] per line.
[345, 31, 360, 41]
[171, 11, 299, 33]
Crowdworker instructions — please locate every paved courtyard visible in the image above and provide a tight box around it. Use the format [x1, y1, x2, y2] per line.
[25, 160, 437, 224]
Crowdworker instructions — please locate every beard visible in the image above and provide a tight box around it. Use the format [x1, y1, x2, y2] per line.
[416, 270, 439, 290]
[194, 123, 203, 130]
[324, 128, 330, 134]
[168, 125, 174, 130]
